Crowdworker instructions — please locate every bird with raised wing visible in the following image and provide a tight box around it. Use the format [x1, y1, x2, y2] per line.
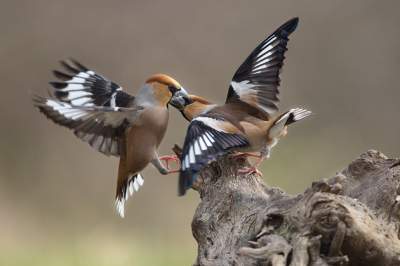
[33, 60, 189, 217]
[175, 17, 311, 196]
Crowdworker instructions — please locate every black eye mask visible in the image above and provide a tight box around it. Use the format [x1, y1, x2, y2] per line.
[168, 85, 179, 94]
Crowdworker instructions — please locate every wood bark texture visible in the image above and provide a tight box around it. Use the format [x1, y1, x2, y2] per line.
[186, 150, 400, 266]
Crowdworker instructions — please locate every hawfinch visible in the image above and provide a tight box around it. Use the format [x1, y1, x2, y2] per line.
[33, 60, 189, 217]
[176, 17, 311, 195]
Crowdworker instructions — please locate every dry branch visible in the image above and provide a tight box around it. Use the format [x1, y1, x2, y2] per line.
[184, 150, 400, 266]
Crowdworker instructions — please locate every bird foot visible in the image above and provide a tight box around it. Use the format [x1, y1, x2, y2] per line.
[231, 152, 247, 160]
[159, 154, 181, 173]
[232, 152, 262, 161]
[238, 166, 263, 177]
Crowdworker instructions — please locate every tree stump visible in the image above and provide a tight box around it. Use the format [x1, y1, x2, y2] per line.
[187, 150, 400, 266]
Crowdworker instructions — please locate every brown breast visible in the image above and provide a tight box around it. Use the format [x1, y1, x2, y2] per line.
[124, 106, 169, 172]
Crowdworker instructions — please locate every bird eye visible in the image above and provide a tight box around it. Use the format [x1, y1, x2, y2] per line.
[168, 85, 178, 94]
[184, 96, 193, 105]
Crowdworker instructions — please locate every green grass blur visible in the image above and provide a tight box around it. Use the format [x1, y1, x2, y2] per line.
[0, 239, 195, 266]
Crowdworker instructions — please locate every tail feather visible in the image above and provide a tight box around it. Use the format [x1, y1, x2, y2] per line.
[115, 173, 144, 218]
[269, 108, 311, 138]
[284, 108, 312, 125]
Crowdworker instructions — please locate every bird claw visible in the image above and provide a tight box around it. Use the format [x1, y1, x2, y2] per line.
[159, 154, 181, 173]
[238, 166, 263, 177]
[232, 152, 262, 160]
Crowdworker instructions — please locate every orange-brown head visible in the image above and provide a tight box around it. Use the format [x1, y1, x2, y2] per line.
[145, 74, 189, 108]
[181, 94, 214, 121]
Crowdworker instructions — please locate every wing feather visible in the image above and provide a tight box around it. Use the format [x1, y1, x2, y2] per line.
[33, 96, 142, 156]
[226, 18, 299, 117]
[178, 115, 249, 195]
[34, 59, 140, 156]
[50, 59, 134, 108]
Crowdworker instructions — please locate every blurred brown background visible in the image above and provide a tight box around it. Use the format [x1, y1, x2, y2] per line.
[1, 0, 399, 265]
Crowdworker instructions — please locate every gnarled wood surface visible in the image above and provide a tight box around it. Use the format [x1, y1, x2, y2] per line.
[185, 150, 400, 266]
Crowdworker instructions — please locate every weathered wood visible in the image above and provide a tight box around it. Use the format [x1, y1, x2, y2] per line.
[186, 150, 400, 266]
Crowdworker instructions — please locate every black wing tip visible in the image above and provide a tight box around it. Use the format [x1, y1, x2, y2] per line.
[32, 94, 47, 106]
[52, 70, 73, 80]
[280, 17, 299, 35]
[68, 58, 89, 71]
[58, 58, 88, 73]
[49, 81, 67, 89]
[178, 188, 186, 196]
[178, 174, 188, 196]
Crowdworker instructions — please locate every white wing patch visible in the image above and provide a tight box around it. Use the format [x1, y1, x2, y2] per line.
[34, 60, 138, 158]
[181, 117, 229, 168]
[181, 133, 215, 170]
[199, 137, 207, 150]
[189, 145, 195, 163]
[203, 133, 213, 146]
[230, 80, 254, 97]
[226, 18, 299, 116]
[230, 80, 278, 115]
[52, 61, 124, 109]
[46, 99, 90, 120]
[36, 96, 141, 157]
[44, 99, 130, 128]
[194, 141, 201, 155]
[57, 70, 99, 106]
[193, 117, 227, 133]
[110, 92, 117, 108]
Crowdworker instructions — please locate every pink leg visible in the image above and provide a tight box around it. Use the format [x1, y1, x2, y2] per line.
[232, 152, 262, 160]
[159, 154, 181, 174]
[238, 156, 264, 177]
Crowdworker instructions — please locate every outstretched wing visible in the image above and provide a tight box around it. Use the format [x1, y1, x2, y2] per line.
[50, 59, 134, 108]
[226, 17, 299, 117]
[34, 59, 139, 156]
[33, 96, 143, 156]
[179, 115, 249, 196]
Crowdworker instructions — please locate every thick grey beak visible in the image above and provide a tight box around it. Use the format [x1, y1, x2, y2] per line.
[170, 88, 190, 110]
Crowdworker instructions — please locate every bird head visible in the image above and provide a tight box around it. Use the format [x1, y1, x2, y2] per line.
[145, 74, 190, 108]
[180, 94, 213, 121]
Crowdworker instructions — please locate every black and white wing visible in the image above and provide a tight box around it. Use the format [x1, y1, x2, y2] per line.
[50, 59, 133, 108]
[33, 97, 142, 157]
[179, 115, 249, 196]
[226, 17, 299, 117]
[34, 59, 140, 156]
